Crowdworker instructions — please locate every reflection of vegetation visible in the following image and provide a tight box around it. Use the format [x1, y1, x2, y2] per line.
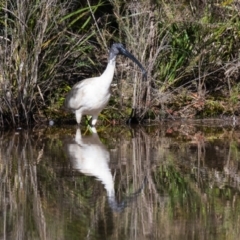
[1, 124, 240, 239]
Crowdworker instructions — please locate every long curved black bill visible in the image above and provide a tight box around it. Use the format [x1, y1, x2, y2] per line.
[120, 47, 147, 79]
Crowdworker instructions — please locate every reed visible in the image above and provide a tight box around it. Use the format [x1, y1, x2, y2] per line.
[0, 0, 102, 126]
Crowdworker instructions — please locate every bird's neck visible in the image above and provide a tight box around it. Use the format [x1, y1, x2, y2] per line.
[100, 57, 116, 87]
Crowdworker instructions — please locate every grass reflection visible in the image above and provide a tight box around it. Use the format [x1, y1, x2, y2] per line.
[0, 123, 240, 239]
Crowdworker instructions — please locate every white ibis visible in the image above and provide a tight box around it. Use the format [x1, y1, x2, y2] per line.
[64, 43, 146, 126]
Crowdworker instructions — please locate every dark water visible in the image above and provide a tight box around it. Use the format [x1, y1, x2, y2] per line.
[1, 122, 240, 240]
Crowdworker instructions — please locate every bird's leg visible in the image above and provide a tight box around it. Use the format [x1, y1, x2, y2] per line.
[75, 110, 82, 125]
[75, 128, 82, 144]
[91, 114, 99, 126]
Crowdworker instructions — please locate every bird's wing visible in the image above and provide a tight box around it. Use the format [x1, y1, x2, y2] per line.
[64, 77, 101, 110]
[64, 81, 87, 110]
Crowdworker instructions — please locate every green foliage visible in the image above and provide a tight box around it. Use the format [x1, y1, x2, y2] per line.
[0, 0, 104, 126]
[101, 1, 238, 120]
[229, 83, 240, 105]
[201, 99, 225, 117]
[158, 23, 197, 85]
[1, 0, 240, 125]
[61, 1, 104, 30]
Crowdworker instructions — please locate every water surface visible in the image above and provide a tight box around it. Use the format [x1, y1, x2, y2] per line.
[0, 122, 240, 239]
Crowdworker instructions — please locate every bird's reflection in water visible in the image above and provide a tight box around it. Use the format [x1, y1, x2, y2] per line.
[65, 127, 127, 212]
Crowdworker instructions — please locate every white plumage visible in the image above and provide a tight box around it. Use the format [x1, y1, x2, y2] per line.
[64, 43, 146, 126]
[66, 128, 115, 204]
[65, 127, 147, 211]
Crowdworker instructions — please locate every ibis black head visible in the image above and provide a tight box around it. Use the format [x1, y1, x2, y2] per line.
[110, 43, 147, 78]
